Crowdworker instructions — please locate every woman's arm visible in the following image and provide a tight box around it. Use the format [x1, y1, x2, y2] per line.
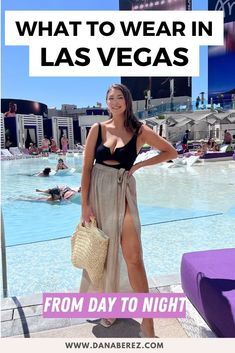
[81, 123, 99, 222]
[129, 125, 178, 174]
[35, 188, 50, 194]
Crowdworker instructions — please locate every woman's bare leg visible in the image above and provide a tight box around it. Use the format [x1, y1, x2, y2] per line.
[121, 204, 155, 337]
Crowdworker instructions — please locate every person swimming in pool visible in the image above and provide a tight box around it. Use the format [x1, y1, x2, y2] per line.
[16, 186, 81, 203]
[16, 186, 61, 203]
[18, 167, 52, 177]
[56, 158, 69, 171]
[35, 168, 52, 177]
[36, 186, 81, 201]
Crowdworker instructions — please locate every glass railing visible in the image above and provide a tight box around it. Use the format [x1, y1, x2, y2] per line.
[136, 99, 235, 119]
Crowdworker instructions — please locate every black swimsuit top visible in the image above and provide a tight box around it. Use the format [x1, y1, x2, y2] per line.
[95, 123, 139, 171]
[61, 186, 72, 197]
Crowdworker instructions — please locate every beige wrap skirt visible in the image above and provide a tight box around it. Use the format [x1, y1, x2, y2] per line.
[79, 163, 142, 293]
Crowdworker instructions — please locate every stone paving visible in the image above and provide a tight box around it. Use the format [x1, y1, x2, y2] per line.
[1, 274, 213, 338]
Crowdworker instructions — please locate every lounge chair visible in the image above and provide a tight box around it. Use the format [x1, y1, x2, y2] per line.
[181, 248, 235, 337]
[19, 148, 34, 158]
[9, 147, 24, 159]
[1, 149, 15, 160]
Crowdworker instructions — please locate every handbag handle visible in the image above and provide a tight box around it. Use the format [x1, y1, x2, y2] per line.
[81, 216, 97, 228]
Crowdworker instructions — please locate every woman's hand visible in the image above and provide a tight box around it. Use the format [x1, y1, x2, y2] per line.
[81, 204, 94, 224]
[128, 162, 143, 176]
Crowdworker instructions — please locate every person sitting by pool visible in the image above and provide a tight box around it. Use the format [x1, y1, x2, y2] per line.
[35, 168, 51, 177]
[223, 130, 232, 145]
[50, 137, 58, 153]
[36, 185, 81, 201]
[29, 143, 39, 155]
[195, 142, 208, 156]
[207, 138, 219, 151]
[56, 158, 69, 171]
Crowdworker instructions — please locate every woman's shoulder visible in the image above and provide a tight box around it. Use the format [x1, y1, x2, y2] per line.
[90, 123, 100, 132]
[101, 119, 112, 126]
[138, 123, 154, 135]
[88, 119, 111, 140]
[136, 124, 159, 145]
[92, 119, 112, 128]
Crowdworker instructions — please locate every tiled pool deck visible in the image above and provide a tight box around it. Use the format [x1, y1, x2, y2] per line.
[1, 274, 215, 338]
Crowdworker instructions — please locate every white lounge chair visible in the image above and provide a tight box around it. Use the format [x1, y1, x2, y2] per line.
[9, 147, 24, 159]
[1, 149, 15, 160]
[19, 148, 34, 158]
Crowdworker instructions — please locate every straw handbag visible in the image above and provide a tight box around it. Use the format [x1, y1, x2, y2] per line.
[71, 217, 109, 285]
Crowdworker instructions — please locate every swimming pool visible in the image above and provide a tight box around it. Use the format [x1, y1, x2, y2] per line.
[1, 156, 235, 297]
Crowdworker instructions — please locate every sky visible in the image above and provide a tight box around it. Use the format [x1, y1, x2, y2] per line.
[1, 0, 208, 109]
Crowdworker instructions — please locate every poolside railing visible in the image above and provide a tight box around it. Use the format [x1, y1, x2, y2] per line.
[135, 98, 235, 120]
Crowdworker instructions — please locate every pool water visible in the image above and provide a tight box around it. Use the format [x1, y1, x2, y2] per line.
[1, 156, 82, 246]
[1, 156, 235, 297]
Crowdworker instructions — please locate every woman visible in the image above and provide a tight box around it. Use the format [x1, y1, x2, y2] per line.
[50, 138, 58, 153]
[80, 83, 177, 337]
[36, 186, 81, 200]
[35, 167, 51, 177]
[223, 130, 232, 145]
[207, 138, 217, 151]
[61, 135, 69, 154]
[56, 158, 68, 171]
[16, 186, 61, 203]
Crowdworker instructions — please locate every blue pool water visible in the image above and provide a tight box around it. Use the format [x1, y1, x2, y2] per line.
[1, 156, 235, 297]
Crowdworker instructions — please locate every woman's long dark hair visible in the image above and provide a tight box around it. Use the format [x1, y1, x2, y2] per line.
[106, 83, 142, 134]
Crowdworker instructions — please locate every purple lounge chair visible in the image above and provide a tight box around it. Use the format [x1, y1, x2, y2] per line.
[181, 248, 235, 337]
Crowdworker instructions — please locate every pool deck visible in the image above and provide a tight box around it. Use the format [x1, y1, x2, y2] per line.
[1, 274, 215, 339]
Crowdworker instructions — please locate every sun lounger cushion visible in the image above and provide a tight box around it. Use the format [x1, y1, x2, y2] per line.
[201, 151, 234, 159]
[181, 248, 235, 337]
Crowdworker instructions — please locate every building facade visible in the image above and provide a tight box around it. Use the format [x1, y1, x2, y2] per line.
[208, 0, 235, 109]
[119, 0, 192, 106]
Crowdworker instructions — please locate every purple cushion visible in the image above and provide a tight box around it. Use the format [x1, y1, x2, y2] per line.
[201, 151, 234, 159]
[181, 248, 235, 337]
